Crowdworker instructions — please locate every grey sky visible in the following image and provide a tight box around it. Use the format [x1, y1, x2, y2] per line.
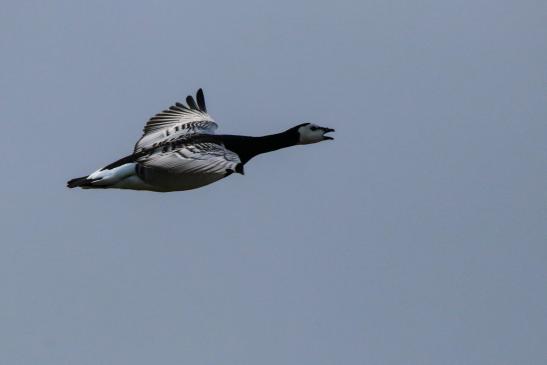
[1, 0, 545, 364]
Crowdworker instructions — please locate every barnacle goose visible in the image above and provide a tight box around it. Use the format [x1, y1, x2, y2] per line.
[67, 89, 335, 192]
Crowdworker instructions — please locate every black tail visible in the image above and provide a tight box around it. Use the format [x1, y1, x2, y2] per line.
[67, 153, 138, 189]
[67, 176, 92, 188]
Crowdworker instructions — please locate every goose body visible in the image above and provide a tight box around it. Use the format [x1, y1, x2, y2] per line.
[67, 89, 334, 192]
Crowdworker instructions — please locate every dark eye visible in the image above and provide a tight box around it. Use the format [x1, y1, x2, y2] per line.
[310, 126, 318, 131]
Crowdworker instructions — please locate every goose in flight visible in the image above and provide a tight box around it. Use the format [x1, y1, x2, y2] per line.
[67, 89, 335, 192]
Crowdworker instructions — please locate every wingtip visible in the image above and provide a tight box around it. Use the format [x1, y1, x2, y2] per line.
[186, 95, 198, 110]
[196, 88, 207, 112]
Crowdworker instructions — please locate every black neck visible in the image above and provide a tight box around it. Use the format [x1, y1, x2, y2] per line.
[219, 130, 299, 165]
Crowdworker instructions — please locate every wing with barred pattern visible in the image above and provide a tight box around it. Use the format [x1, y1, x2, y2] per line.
[134, 89, 218, 153]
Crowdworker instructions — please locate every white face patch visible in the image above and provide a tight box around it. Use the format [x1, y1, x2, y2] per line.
[297, 123, 333, 144]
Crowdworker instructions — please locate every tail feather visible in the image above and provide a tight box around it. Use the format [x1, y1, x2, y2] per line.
[66, 154, 138, 189]
[67, 156, 138, 189]
[66, 176, 98, 188]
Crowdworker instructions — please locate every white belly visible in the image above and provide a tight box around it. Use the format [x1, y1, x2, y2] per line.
[86, 162, 228, 192]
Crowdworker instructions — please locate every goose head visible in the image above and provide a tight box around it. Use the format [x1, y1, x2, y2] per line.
[293, 123, 335, 144]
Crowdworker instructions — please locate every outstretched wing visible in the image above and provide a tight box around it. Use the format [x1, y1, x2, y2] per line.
[134, 89, 218, 153]
[137, 142, 241, 177]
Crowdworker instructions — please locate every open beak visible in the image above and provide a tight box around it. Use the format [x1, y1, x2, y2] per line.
[322, 127, 335, 140]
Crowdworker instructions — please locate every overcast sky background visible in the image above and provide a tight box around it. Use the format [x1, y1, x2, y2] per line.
[1, 1, 545, 364]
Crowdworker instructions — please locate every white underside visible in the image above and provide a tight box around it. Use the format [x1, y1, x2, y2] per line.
[84, 163, 226, 192]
